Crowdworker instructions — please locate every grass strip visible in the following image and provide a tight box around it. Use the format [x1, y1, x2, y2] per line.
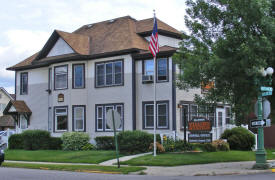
[121, 150, 275, 166]
[5, 150, 121, 164]
[2, 162, 146, 174]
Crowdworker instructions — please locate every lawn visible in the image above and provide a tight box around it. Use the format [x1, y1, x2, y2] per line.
[2, 162, 145, 174]
[5, 150, 120, 164]
[121, 150, 275, 166]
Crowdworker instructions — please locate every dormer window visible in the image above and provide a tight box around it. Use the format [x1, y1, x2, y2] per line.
[54, 65, 68, 90]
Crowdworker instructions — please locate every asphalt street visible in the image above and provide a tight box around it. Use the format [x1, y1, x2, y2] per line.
[0, 167, 275, 180]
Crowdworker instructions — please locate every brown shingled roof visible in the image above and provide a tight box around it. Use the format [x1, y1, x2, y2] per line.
[56, 30, 90, 55]
[7, 16, 182, 70]
[8, 100, 32, 113]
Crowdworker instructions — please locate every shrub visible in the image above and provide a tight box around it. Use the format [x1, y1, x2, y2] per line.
[149, 142, 165, 153]
[200, 143, 217, 152]
[221, 127, 255, 150]
[8, 134, 24, 149]
[22, 130, 51, 150]
[95, 136, 115, 150]
[212, 139, 230, 151]
[81, 143, 95, 151]
[163, 137, 193, 152]
[49, 137, 62, 150]
[117, 131, 161, 154]
[61, 132, 90, 151]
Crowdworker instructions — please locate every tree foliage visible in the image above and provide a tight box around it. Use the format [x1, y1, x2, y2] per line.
[174, 0, 275, 124]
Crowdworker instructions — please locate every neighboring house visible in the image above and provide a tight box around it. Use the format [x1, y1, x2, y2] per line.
[0, 87, 15, 130]
[5, 16, 233, 141]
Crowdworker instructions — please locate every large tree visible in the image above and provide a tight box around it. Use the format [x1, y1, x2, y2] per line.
[174, 0, 275, 125]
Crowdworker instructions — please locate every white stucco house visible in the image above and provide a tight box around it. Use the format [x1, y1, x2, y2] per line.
[5, 16, 233, 141]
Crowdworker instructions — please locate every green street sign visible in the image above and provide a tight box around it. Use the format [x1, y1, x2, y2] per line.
[262, 91, 272, 96]
[261, 86, 273, 92]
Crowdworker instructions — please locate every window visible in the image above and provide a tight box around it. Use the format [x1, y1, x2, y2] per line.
[95, 60, 123, 87]
[144, 60, 154, 75]
[96, 104, 123, 131]
[143, 58, 169, 82]
[54, 107, 68, 131]
[143, 101, 169, 129]
[225, 107, 231, 124]
[207, 107, 216, 127]
[73, 106, 85, 131]
[20, 115, 28, 129]
[48, 68, 52, 91]
[157, 103, 168, 128]
[190, 105, 198, 121]
[218, 112, 223, 126]
[20, 72, 28, 95]
[144, 103, 154, 128]
[73, 64, 85, 88]
[157, 58, 168, 81]
[54, 65, 68, 90]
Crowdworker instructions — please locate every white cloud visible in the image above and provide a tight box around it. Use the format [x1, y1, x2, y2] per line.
[0, 29, 50, 79]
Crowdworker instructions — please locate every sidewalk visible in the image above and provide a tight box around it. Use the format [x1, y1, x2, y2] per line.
[143, 161, 275, 176]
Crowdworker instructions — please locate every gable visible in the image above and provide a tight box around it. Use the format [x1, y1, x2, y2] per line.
[8, 105, 16, 112]
[46, 38, 75, 57]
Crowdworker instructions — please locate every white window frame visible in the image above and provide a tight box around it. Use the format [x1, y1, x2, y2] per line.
[20, 115, 28, 130]
[157, 103, 168, 129]
[96, 106, 104, 131]
[144, 103, 154, 129]
[54, 65, 68, 90]
[73, 106, 85, 131]
[20, 72, 28, 95]
[225, 106, 231, 124]
[55, 107, 68, 132]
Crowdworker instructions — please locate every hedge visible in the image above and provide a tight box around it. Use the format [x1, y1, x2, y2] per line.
[21, 130, 51, 150]
[221, 127, 255, 150]
[8, 134, 24, 149]
[117, 130, 161, 154]
[95, 136, 115, 150]
[61, 132, 90, 150]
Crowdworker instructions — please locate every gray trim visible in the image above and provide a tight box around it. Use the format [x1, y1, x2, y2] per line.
[14, 71, 17, 100]
[95, 103, 124, 132]
[131, 57, 136, 130]
[142, 100, 170, 130]
[53, 106, 68, 132]
[172, 61, 176, 130]
[72, 105, 86, 132]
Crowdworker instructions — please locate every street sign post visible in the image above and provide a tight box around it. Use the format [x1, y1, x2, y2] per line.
[106, 109, 121, 168]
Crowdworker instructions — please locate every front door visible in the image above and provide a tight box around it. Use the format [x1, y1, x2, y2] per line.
[216, 108, 225, 139]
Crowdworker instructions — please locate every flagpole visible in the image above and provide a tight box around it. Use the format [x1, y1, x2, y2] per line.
[153, 10, 157, 157]
[153, 55, 156, 157]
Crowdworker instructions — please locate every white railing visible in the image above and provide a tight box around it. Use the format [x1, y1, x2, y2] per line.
[0, 129, 15, 149]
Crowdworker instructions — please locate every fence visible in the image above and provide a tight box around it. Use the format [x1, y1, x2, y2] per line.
[264, 125, 275, 148]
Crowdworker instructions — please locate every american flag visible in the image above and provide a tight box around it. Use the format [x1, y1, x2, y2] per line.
[149, 17, 159, 57]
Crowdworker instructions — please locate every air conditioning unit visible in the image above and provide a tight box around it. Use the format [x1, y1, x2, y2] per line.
[142, 75, 154, 83]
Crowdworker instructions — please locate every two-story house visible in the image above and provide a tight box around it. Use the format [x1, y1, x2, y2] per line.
[0, 87, 15, 130]
[5, 16, 232, 141]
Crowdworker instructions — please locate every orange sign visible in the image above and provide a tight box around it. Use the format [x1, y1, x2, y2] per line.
[188, 121, 212, 131]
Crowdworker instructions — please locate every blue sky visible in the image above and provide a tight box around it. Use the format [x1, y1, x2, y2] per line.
[0, 0, 187, 94]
